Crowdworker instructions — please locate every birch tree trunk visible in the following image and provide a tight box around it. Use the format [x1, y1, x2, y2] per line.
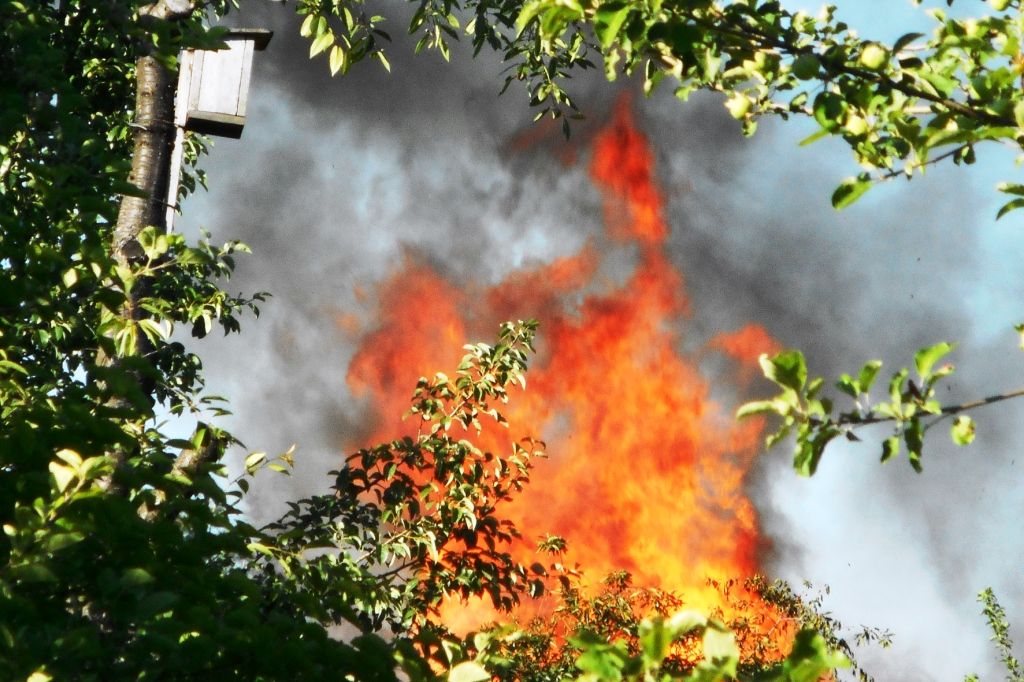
[113, 54, 176, 261]
[115, 0, 194, 248]
[105, 2, 193, 491]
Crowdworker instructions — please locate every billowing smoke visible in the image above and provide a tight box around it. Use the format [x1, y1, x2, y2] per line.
[180, 1, 1024, 678]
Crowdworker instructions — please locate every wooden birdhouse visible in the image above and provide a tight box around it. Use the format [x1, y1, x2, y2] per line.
[165, 28, 273, 230]
[178, 28, 273, 139]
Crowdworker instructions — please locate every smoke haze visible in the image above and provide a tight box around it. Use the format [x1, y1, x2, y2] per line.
[180, 1, 1024, 677]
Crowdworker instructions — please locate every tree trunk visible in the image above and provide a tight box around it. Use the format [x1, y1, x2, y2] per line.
[104, 25, 184, 492]
[113, 54, 176, 261]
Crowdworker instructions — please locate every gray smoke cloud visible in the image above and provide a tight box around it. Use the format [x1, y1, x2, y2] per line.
[180, 1, 1024, 678]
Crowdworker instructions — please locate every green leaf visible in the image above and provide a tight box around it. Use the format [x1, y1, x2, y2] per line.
[448, 661, 491, 682]
[247, 542, 276, 557]
[702, 624, 739, 677]
[905, 418, 924, 472]
[0, 359, 28, 376]
[665, 610, 706, 637]
[244, 451, 266, 474]
[736, 398, 785, 419]
[639, 618, 670, 663]
[996, 197, 1024, 220]
[575, 643, 627, 680]
[793, 427, 839, 476]
[309, 32, 334, 58]
[791, 53, 820, 80]
[915, 341, 955, 377]
[1014, 100, 1024, 129]
[43, 532, 85, 553]
[136, 591, 179, 618]
[832, 174, 872, 209]
[918, 69, 957, 97]
[997, 182, 1024, 197]
[798, 128, 829, 146]
[329, 45, 347, 76]
[594, 2, 631, 49]
[858, 360, 883, 393]
[49, 462, 76, 493]
[951, 415, 976, 445]
[783, 629, 851, 682]
[893, 32, 924, 52]
[881, 435, 900, 463]
[61, 267, 79, 288]
[515, 0, 546, 37]
[760, 350, 807, 392]
[765, 423, 793, 449]
[835, 374, 859, 398]
[889, 368, 909, 404]
[55, 448, 83, 468]
[122, 567, 155, 586]
[137, 226, 169, 259]
[138, 318, 169, 343]
[12, 563, 58, 583]
[725, 93, 752, 120]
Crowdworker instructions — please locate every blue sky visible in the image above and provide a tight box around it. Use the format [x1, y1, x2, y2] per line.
[181, 1, 1024, 678]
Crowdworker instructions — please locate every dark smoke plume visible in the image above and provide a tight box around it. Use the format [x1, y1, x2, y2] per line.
[181, 3, 1024, 678]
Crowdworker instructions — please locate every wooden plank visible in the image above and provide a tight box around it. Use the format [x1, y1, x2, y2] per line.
[185, 111, 245, 138]
[166, 50, 196, 230]
[195, 40, 245, 115]
[236, 38, 254, 118]
[175, 50, 194, 127]
[187, 50, 205, 114]
[228, 28, 272, 50]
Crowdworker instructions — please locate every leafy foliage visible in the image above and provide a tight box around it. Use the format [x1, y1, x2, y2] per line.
[0, 3, 848, 663]
[738, 341, 1024, 475]
[463, 571, 885, 681]
[509, 0, 1024, 214]
[466, 587, 853, 682]
[2, 1, 373, 677]
[254, 321, 547, 635]
[966, 588, 1024, 682]
[295, 0, 1024, 214]
[6, 0, 1021, 679]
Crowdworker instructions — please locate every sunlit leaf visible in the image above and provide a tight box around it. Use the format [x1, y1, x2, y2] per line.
[448, 661, 490, 682]
[832, 174, 872, 209]
[951, 415, 976, 446]
[914, 341, 955, 377]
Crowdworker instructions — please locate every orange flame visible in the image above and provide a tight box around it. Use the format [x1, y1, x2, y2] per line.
[345, 99, 789, 656]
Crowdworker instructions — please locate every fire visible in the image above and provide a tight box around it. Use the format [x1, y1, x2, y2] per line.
[345, 99, 791, 660]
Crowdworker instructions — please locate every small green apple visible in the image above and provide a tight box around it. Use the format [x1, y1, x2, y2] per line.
[792, 54, 821, 80]
[859, 43, 889, 70]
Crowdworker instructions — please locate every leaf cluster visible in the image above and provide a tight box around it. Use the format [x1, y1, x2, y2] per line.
[1, 3, 358, 677]
[738, 342, 980, 475]
[254, 321, 548, 637]
[512, 0, 1024, 213]
[439, 570, 883, 682]
[296, 0, 1024, 213]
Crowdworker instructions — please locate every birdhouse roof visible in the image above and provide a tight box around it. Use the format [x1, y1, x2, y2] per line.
[224, 28, 273, 50]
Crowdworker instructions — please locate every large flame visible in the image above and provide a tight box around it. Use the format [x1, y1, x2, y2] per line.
[346, 100, 788, 652]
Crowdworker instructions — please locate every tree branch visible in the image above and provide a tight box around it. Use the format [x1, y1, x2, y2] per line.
[835, 387, 1024, 428]
[688, 12, 1014, 128]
